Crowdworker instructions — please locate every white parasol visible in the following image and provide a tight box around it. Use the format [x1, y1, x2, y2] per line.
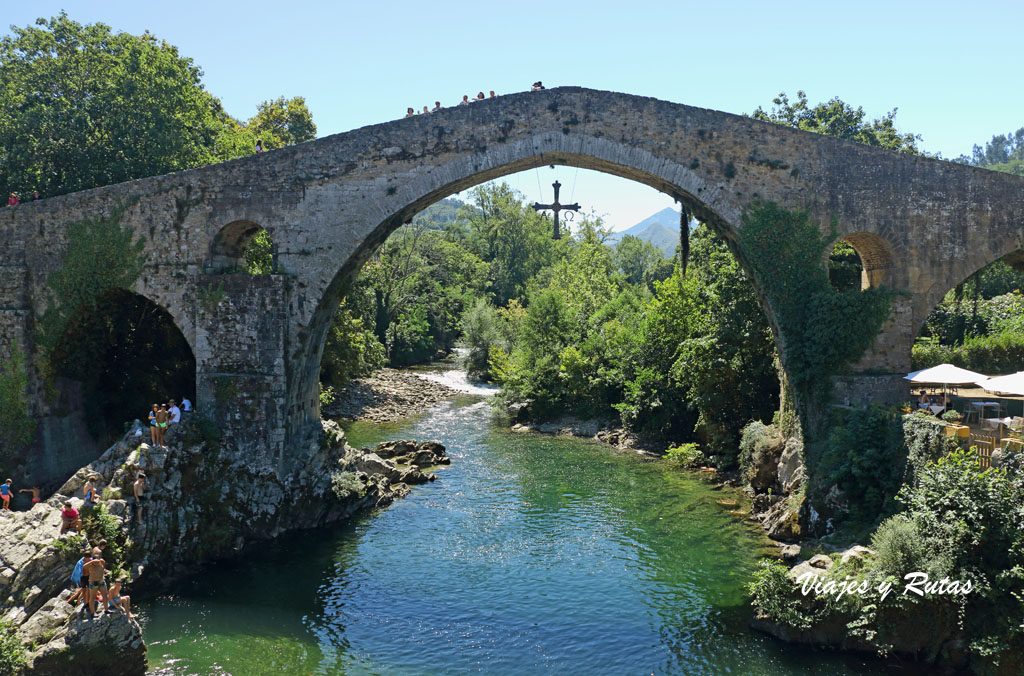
[976, 371, 1024, 397]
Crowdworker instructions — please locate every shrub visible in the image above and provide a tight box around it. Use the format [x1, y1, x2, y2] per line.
[941, 409, 962, 423]
[0, 620, 27, 675]
[81, 503, 127, 570]
[747, 560, 815, 629]
[664, 442, 705, 468]
[870, 515, 930, 579]
[330, 471, 365, 500]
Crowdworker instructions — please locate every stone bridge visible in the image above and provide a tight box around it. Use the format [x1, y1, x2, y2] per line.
[3, 87, 1023, 480]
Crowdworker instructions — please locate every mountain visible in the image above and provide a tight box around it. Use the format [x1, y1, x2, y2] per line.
[608, 207, 683, 257]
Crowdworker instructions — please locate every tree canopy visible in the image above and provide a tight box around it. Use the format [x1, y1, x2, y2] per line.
[0, 13, 317, 199]
[751, 90, 921, 154]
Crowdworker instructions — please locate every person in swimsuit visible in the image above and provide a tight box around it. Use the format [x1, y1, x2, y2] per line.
[68, 549, 92, 607]
[106, 578, 134, 617]
[19, 485, 41, 505]
[155, 405, 169, 446]
[1, 478, 11, 510]
[82, 477, 99, 509]
[149, 404, 159, 445]
[133, 473, 146, 525]
[83, 547, 106, 616]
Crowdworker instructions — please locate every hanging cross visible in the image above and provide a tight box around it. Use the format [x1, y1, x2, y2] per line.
[532, 180, 580, 240]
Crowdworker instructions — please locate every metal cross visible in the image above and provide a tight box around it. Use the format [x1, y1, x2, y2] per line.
[532, 180, 580, 240]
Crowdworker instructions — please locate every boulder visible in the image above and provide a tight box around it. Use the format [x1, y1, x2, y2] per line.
[839, 545, 876, 565]
[780, 544, 801, 562]
[776, 438, 805, 493]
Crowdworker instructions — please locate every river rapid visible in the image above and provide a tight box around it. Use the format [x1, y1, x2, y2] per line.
[140, 365, 924, 675]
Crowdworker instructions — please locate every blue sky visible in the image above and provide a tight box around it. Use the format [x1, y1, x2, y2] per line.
[4, 1, 1022, 229]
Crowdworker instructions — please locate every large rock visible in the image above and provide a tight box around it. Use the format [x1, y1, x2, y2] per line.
[776, 438, 805, 493]
[2, 418, 450, 675]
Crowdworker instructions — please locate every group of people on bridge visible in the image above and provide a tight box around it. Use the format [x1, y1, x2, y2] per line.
[403, 81, 546, 118]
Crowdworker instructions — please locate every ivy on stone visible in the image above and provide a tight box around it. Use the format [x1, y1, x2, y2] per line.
[736, 202, 893, 404]
[36, 200, 147, 374]
[0, 340, 35, 463]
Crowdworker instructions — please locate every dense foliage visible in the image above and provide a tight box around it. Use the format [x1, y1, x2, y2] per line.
[958, 126, 1024, 176]
[751, 448, 1024, 673]
[0, 13, 315, 200]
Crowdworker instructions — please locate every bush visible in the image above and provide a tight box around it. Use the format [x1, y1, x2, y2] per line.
[330, 471, 365, 500]
[811, 406, 907, 524]
[0, 620, 27, 675]
[747, 560, 815, 629]
[664, 442, 705, 468]
[81, 503, 127, 571]
[870, 514, 930, 579]
[912, 329, 1024, 373]
[940, 409, 962, 423]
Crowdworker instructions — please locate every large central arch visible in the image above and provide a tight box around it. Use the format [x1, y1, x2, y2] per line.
[292, 143, 763, 432]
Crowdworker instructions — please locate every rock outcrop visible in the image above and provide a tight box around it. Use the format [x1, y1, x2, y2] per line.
[1, 418, 449, 675]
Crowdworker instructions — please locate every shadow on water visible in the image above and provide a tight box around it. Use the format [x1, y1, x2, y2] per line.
[142, 393, 935, 676]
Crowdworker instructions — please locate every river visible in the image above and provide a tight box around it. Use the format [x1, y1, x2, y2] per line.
[140, 366, 921, 675]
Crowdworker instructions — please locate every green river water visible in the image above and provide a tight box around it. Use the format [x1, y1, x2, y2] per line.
[140, 369, 927, 675]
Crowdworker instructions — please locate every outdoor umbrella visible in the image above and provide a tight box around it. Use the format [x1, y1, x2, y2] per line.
[904, 364, 989, 386]
[976, 371, 1024, 397]
[905, 364, 990, 410]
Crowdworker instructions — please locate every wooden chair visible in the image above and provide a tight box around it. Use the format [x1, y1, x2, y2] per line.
[973, 435, 996, 469]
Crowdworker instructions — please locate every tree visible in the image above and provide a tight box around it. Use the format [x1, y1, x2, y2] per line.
[751, 91, 921, 154]
[958, 127, 1024, 176]
[248, 96, 317, 150]
[614, 234, 667, 289]
[0, 13, 250, 199]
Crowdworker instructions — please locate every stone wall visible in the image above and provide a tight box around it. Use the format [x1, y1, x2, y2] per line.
[0, 86, 1021, 483]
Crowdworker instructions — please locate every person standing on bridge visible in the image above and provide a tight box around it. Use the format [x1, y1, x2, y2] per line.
[255, 139, 264, 153]
[405, 107, 415, 117]
[432, 101, 442, 112]
[458, 95, 470, 106]
[7, 193, 18, 206]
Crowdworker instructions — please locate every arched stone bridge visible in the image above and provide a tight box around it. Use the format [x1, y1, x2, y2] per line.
[2, 87, 1023, 477]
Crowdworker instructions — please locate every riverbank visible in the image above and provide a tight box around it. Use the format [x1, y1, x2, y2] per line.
[323, 368, 460, 422]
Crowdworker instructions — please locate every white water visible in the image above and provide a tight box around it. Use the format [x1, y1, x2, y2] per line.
[412, 348, 498, 397]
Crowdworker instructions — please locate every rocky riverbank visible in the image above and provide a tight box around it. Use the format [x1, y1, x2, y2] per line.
[509, 416, 654, 455]
[0, 419, 450, 675]
[323, 368, 460, 422]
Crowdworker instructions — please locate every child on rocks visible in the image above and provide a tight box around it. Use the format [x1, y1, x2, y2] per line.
[19, 485, 42, 505]
[1, 478, 11, 510]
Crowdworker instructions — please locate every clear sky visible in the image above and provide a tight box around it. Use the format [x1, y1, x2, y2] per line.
[4, 1, 1022, 230]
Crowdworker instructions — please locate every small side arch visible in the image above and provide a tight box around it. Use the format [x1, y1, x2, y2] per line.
[830, 231, 895, 290]
[207, 220, 278, 273]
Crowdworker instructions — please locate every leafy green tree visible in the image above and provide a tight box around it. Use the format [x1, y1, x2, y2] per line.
[614, 234, 670, 290]
[248, 96, 316, 150]
[958, 127, 1024, 176]
[751, 90, 921, 154]
[0, 13, 249, 198]
[461, 184, 564, 306]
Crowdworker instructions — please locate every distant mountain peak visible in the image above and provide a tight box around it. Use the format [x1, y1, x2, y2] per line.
[608, 207, 683, 257]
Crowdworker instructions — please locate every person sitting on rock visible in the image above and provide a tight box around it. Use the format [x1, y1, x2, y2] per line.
[0, 478, 11, 510]
[19, 485, 41, 505]
[181, 397, 192, 414]
[59, 502, 82, 535]
[106, 576, 134, 618]
[82, 548, 106, 616]
[133, 473, 146, 525]
[168, 400, 181, 425]
[82, 477, 100, 510]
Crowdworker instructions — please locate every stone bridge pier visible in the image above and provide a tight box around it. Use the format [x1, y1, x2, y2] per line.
[1, 87, 1022, 484]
